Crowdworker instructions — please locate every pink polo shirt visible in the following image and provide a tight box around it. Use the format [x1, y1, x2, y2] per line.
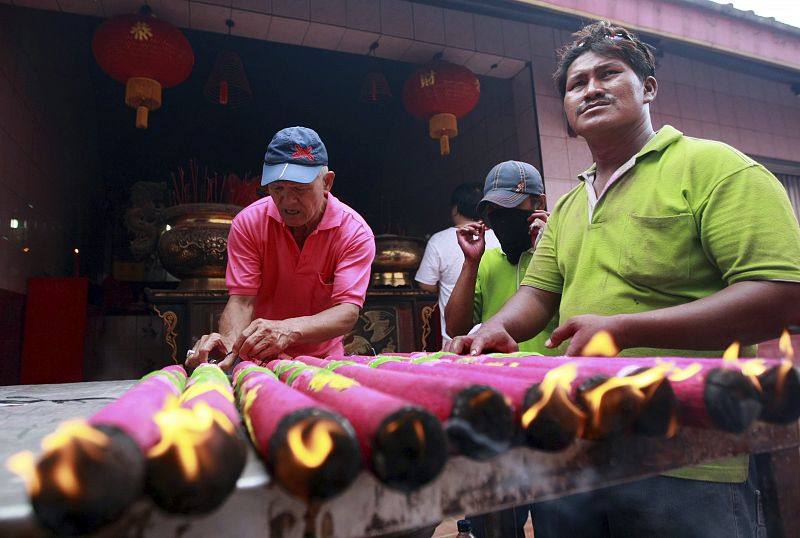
[226, 193, 375, 358]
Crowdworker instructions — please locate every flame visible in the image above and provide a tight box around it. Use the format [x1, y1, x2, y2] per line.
[149, 400, 233, 480]
[779, 329, 794, 360]
[666, 412, 679, 438]
[740, 359, 768, 377]
[521, 364, 585, 431]
[6, 421, 109, 499]
[287, 418, 336, 469]
[723, 341, 740, 361]
[6, 451, 40, 495]
[413, 418, 426, 446]
[655, 360, 703, 382]
[776, 359, 794, 399]
[581, 331, 619, 357]
[582, 369, 668, 431]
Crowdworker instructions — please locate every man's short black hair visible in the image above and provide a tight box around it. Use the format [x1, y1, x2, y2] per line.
[553, 21, 656, 98]
[451, 183, 484, 220]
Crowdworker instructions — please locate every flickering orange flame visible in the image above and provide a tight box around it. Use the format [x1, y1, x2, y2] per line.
[287, 418, 336, 469]
[6, 420, 109, 498]
[521, 363, 585, 431]
[582, 368, 671, 431]
[149, 400, 233, 480]
[779, 329, 794, 360]
[723, 341, 740, 361]
[581, 331, 619, 357]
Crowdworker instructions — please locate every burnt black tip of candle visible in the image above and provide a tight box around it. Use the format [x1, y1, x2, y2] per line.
[521, 383, 580, 451]
[704, 368, 762, 433]
[577, 375, 641, 440]
[447, 385, 514, 460]
[373, 407, 447, 491]
[32, 425, 144, 536]
[271, 408, 361, 500]
[145, 422, 247, 514]
[757, 365, 800, 424]
[624, 368, 679, 437]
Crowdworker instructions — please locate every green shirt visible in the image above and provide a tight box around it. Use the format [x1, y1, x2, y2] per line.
[523, 126, 800, 481]
[475, 248, 559, 355]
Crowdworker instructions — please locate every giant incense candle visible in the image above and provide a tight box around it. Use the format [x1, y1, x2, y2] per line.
[232, 362, 360, 500]
[339, 354, 585, 451]
[269, 360, 447, 491]
[7, 366, 186, 535]
[146, 363, 247, 514]
[295, 355, 514, 460]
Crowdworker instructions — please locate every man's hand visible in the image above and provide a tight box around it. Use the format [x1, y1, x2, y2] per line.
[527, 210, 549, 249]
[456, 222, 488, 263]
[547, 314, 625, 356]
[445, 324, 519, 355]
[185, 333, 231, 369]
[233, 318, 300, 362]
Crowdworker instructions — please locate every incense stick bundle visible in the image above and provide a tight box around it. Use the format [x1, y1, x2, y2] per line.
[10, 366, 186, 535]
[269, 359, 447, 491]
[232, 362, 360, 500]
[146, 364, 247, 514]
[295, 356, 515, 460]
[339, 355, 585, 451]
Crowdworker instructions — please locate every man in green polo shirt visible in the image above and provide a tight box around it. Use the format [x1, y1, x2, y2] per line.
[445, 160, 559, 357]
[448, 20, 800, 537]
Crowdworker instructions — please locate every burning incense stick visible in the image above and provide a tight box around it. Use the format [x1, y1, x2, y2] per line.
[145, 364, 247, 514]
[6, 366, 187, 535]
[295, 355, 515, 460]
[269, 359, 448, 491]
[233, 362, 360, 500]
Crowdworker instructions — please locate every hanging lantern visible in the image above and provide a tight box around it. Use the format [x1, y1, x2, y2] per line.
[402, 60, 480, 156]
[92, 6, 194, 129]
[204, 20, 252, 108]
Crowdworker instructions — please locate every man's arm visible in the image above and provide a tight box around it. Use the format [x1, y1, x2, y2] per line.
[447, 285, 560, 354]
[234, 303, 359, 361]
[416, 282, 438, 293]
[187, 294, 255, 369]
[548, 280, 800, 356]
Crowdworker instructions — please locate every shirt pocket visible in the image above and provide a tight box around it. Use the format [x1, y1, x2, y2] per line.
[619, 213, 696, 289]
[310, 272, 335, 311]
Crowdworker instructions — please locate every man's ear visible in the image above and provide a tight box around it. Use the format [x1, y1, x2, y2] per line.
[643, 76, 658, 104]
[536, 194, 547, 211]
[323, 170, 335, 193]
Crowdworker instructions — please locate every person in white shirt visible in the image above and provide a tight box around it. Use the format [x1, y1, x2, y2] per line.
[415, 183, 500, 346]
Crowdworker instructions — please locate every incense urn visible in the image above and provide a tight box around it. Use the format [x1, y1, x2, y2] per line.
[157, 203, 242, 290]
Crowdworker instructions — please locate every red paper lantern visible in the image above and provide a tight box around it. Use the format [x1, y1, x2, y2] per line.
[92, 7, 194, 129]
[402, 60, 480, 155]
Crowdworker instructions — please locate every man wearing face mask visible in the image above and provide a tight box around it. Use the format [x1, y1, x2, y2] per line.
[444, 160, 558, 354]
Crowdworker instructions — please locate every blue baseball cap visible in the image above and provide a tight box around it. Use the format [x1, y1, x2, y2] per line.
[478, 160, 544, 212]
[261, 126, 329, 186]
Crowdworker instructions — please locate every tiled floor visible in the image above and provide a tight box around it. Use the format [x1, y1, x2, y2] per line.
[431, 515, 534, 537]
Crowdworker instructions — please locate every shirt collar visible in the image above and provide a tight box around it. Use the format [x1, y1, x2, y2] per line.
[578, 125, 683, 182]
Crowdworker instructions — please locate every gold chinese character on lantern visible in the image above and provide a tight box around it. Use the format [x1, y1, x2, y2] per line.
[419, 70, 436, 88]
[129, 22, 153, 41]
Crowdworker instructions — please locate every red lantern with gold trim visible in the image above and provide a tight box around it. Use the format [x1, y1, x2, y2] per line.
[402, 60, 480, 155]
[92, 6, 194, 129]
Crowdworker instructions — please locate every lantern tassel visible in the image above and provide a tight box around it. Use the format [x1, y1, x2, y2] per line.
[219, 81, 229, 105]
[439, 135, 450, 156]
[135, 106, 149, 129]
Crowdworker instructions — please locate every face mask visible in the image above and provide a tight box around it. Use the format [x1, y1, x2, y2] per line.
[486, 208, 534, 265]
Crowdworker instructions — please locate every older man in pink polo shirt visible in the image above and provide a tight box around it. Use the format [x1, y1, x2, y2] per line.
[186, 126, 375, 370]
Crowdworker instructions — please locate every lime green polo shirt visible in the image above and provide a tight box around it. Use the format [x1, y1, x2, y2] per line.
[474, 248, 559, 355]
[523, 125, 800, 482]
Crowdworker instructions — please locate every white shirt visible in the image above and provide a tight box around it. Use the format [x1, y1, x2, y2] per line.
[415, 226, 501, 343]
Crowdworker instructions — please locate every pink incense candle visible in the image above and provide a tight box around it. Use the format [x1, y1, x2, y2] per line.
[268, 359, 448, 491]
[232, 362, 360, 500]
